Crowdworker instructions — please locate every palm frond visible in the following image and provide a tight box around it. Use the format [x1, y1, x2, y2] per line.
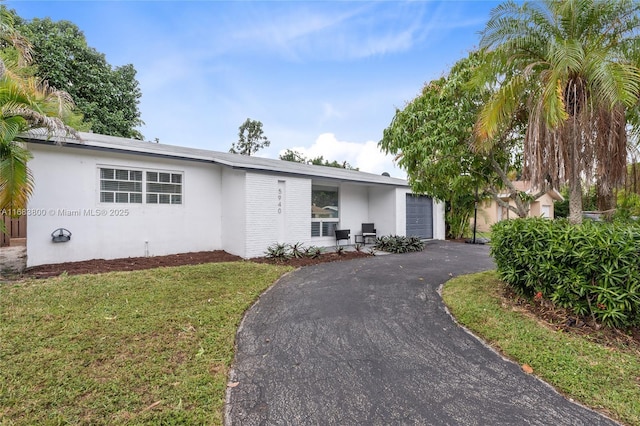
[0, 142, 34, 211]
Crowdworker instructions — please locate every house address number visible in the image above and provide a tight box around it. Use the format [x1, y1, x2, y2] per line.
[277, 188, 282, 214]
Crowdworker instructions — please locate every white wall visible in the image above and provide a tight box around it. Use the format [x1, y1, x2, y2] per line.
[221, 168, 246, 257]
[432, 200, 446, 240]
[26, 144, 221, 266]
[338, 183, 369, 238]
[243, 173, 311, 258]
[368, 186, 398, 236]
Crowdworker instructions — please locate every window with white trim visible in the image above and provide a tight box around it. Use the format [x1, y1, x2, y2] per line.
[146, 172, 182, 204]
[99, 167, 183, 205]
[311, 185, 338, 237]
[100, 168, 142, 203]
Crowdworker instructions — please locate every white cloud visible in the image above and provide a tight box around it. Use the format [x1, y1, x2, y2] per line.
[282, 133, 406, 179]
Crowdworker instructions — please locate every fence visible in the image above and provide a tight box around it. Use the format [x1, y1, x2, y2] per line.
[1, 215, 27, 247]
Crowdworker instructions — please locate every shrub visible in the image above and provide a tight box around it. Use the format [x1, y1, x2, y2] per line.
[304, 246, 323, 259]
[491, 218, 640, 328]
[264, 243, 291, 261]
[374, 235, 425, 253]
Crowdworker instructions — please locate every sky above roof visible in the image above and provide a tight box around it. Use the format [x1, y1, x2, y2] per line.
[9, 0, 501, 178]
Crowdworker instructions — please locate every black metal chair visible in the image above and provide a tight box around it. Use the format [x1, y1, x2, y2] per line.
[335, 229, 351, 246]
[361, 223, 377, 245]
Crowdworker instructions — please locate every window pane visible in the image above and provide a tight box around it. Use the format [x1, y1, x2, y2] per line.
[159, 173, 171, 183]
[147, 172, 158, 182]
[101, 168, 114, 179]
[311, 186, 338, 218]
[130, 171, 142, 181]
[322, 221, 337, 237]
[147, 193, 158, 204]
[116, 169, 129, 180]
[311, 222, 320, 237]
[159, 194, 170, 204]
[172, 174, 182, 184]
[101, 192, 114, 203]
[171, 194, 182, 204]
[130, 193, 142, 203]
[115, 192, 129, 203]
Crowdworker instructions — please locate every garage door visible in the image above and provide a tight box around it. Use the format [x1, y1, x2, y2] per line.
[406, 194, 433, 239]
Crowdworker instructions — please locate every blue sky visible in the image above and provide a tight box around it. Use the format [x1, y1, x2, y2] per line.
[9, 0, 500, 177]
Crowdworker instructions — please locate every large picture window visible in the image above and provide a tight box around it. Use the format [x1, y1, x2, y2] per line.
[311, 185, 338, 237]
[100, 167, 183, 205]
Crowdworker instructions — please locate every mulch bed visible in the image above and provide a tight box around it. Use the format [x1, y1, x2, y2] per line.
[22, 250, 371, 279]
[501, 286, 640, 351]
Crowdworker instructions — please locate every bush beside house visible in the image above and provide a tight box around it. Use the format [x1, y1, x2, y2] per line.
[491, 218, 640, 328]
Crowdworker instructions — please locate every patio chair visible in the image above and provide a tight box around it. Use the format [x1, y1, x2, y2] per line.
[335, 229, 351, 246]
[361, 223, 377, 245]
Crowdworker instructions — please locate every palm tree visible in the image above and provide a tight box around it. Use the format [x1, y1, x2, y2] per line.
[1, 6, 79, 216]
[475, 0, 640, 224]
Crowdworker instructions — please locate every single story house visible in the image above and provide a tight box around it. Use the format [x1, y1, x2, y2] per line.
[7, 131, 445, 268]
[474, 181, 564, 232]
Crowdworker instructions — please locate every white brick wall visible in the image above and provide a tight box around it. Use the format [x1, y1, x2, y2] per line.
[221, 168, 246, 257]
[243, 173, 311, 258]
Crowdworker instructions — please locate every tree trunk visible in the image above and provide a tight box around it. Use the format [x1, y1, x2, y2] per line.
[568, 178, 583, 224]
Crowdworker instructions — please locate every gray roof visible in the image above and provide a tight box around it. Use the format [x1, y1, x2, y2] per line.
[25, 130, 408, 187]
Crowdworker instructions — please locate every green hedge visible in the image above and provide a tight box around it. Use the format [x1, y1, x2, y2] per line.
[491, 218, 640, 328]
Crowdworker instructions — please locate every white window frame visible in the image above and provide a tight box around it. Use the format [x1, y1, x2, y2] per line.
[99, 168, 143, 204]
[99, 166, 183, 205]
[311, 185, 339, 237]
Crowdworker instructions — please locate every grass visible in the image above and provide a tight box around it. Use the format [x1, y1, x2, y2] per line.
[0, 262, 292, 425]
[442, 271, 640, 426]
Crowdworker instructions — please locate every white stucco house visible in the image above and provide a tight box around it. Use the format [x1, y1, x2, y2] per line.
[5, 131, 445, 268]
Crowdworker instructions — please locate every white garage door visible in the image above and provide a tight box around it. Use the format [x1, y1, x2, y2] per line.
[406, 194, 433, 239]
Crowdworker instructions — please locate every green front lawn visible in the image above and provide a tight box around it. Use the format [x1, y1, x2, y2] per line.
[0, 262, 291, 425]
[442, 271, 640, 426]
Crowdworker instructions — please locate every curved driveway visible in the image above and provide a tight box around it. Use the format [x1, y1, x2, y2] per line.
[226, 241, 618, 425]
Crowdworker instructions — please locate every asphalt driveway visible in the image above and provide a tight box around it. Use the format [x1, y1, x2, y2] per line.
[226, 241, 619, 425]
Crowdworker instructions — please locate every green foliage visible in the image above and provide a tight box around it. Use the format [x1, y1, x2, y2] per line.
[264, 243, 292, 261]
[443, 271, 640, 426]
[230, 118, 270, 156]
[265, 243, 325, 261]
[13, 15, 143, 139]
[613, 190, 640, 223]
[308, 155, 358, 170]
[279, 149, 307, 163]
[380, 51, 523, 238]
[491, 218, 640, 327]
[304, 246, 323, 259]
[374, 235, 425, 253]
[477, 0, 640, 223]
[0, 262, 291, 424]
[279, 149, 358, 170]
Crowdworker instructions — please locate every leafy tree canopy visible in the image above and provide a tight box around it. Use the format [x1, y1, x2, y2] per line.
[279, 149, 358, 170]
[8, 10, 144, 139]
[230, 118, 270, 156]
[0, 5, 81, 216]
[475, 0, 640, 223]
[380, 51, 526, 238]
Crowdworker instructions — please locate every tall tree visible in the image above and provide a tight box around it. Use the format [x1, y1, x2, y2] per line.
[380, 52, 528, 239]
[15, 15, 144, 139]
[475, 0, 640, 224]
[230, 118, 270, 156]
[0, 8, 79, 216]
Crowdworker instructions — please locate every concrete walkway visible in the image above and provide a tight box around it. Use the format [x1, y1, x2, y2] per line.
[226, 241, 619, 425]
